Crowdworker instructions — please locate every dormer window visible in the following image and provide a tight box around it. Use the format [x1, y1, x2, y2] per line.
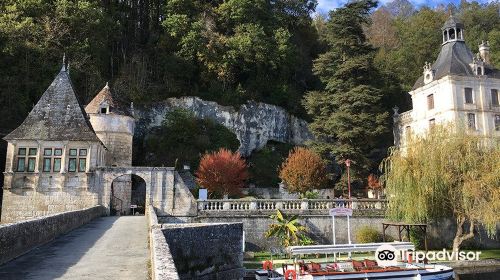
[423, 62, 434, 84]
[99, 101, 110, 114]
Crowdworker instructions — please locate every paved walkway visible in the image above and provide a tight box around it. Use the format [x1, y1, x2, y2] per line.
[0, 216, 149, 280]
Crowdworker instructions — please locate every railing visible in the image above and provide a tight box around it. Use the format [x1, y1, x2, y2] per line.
[197, 199, 387, 216]
[111, 195, 123, 215]
[397, 110, 413, 125]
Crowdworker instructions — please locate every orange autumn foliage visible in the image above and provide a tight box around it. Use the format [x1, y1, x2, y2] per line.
[367, 174, 381, 190]
[196, 148, 249, 197]
[279, 147, 328, 194]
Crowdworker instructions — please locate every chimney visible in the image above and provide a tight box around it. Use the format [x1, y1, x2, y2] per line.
[479, 41, 490, 64]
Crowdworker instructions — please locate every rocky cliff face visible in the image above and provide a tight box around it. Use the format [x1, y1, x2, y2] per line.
[135, 97, 312, 156]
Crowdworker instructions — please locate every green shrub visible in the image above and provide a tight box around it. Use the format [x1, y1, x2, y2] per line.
[409, 228, 425, 250]
[300, 190, 320, 199]
[356, 226, 383, 243]
[136, 109, 239, 169]
[247, 141, 293, 187]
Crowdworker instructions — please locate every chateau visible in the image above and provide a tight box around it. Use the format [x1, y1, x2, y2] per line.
[394, 16, 500, 145]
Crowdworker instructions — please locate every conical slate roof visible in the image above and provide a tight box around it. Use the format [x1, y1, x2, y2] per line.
[4, 64, 101, 142]
[85, 83, 132, 117]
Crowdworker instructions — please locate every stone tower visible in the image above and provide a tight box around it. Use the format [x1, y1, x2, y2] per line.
[85, 83, 135, 214]
[1, 58, 106, 223]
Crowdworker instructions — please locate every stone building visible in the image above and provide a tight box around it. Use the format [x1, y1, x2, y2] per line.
[85, 83, 136, 215]
[1, 61, 106, 223]
[1, 57, 197, 223]
[394, 16, 500, 146]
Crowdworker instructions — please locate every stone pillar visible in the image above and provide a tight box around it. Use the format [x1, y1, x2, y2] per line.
[86, 143, 92, 172]
[6, 142, 16, 173]
[34, 141, 41, 173]
[60, 142, 67, 173]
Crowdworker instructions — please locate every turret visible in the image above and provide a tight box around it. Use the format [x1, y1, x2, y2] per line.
[442, 15, 464, 44]
[479, 41, 491, 64]
[85, 83, 135, 167]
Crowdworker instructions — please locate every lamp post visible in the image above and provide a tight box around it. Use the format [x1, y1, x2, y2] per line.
[345, 159, 351, 200]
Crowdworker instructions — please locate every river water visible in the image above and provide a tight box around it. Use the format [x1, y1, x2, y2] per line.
[454, 267, 500, 280]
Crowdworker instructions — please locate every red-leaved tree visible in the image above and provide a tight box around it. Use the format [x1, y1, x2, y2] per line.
[196, 148, 249, 197]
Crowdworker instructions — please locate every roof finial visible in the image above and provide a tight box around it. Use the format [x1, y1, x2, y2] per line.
[61, 53, 67, 72]
[105, 81, 109, 88]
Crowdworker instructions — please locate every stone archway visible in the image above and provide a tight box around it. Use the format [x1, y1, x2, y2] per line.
[95, 166, 197, 217]
[130, 175, 146, 214]
[110, 174, 147, 215]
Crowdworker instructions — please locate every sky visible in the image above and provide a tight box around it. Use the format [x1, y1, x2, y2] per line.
[316, 0, 496, 13]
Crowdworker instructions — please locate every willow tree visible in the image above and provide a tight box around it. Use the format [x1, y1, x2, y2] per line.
[381, 125, 500, 251]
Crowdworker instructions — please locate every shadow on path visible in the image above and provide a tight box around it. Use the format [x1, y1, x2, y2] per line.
[0, 216, 117, 279]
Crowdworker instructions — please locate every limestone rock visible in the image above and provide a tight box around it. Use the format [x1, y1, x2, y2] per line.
[135, 97, 312, 156]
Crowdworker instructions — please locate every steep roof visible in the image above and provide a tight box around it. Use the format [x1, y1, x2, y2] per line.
[85, 83, 132, 117]
[441, 15, 464, 30]
[412, 41, 500, 90]
[4, 64, 101, 142]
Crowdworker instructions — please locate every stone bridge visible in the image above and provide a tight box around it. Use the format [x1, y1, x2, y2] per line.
[94, 167, 197, 217]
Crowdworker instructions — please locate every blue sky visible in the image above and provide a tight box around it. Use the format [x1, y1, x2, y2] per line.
[316, 0, 496, 13]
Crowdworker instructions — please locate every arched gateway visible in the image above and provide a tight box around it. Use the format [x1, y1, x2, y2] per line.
[95, 167, 197, 217]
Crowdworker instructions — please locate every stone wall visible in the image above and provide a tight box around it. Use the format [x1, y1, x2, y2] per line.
[136, 96, 313, 156]
[1, 186, 99, 223]
[148, 206, 180, 280]
[162, 222, 245, 280]
[190, 214, 393, 251]
[158, 211, 500, 251]
[0, 206, 105, 264]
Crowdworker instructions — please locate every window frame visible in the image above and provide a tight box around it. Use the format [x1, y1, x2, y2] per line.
[67, 148, 87, 172]
[53, 158, 62, 172]
[495, 115, 500, 131]
[492, 89, 499, 107]
[16, 158, 26, 172]
[427, 94, 434, 110]
[429, 118, 436, 128]
[464, 88, 474, 104]
[43, 158, 51, 172]
[68, 158, 77, 172]
[27, 157, 36, 172]
[467, 113, 476, 130]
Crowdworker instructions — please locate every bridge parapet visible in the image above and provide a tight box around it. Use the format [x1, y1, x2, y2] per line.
[197, 199, 387, 217]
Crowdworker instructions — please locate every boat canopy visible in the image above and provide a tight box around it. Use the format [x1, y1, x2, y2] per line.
[287, 242, 415, 255]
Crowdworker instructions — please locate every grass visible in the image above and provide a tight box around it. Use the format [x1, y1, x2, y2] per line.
[244, 250, 500, 269]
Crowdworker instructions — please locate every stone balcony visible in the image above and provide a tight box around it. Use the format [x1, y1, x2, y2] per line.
[396, 110, 413, 126]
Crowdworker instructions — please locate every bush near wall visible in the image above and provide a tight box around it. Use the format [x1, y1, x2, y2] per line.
[356, 226, 383, 243]
[136, 109, 239, 169]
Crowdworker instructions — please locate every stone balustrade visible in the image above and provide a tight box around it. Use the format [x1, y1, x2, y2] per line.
[197, 199, 387, 216]
[397, 110, 413, 125]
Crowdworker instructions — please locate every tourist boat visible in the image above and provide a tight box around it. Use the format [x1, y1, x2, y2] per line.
[255, 243, 455, 280]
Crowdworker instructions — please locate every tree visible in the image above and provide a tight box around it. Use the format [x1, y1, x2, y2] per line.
[138, 109, 239, 168]
[381, 125, 500, 251]
[196, 148, 249, 198]
[265, 210, 307, 247]
[303, 0, 389, 189]
[279, 147, 328, 194]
